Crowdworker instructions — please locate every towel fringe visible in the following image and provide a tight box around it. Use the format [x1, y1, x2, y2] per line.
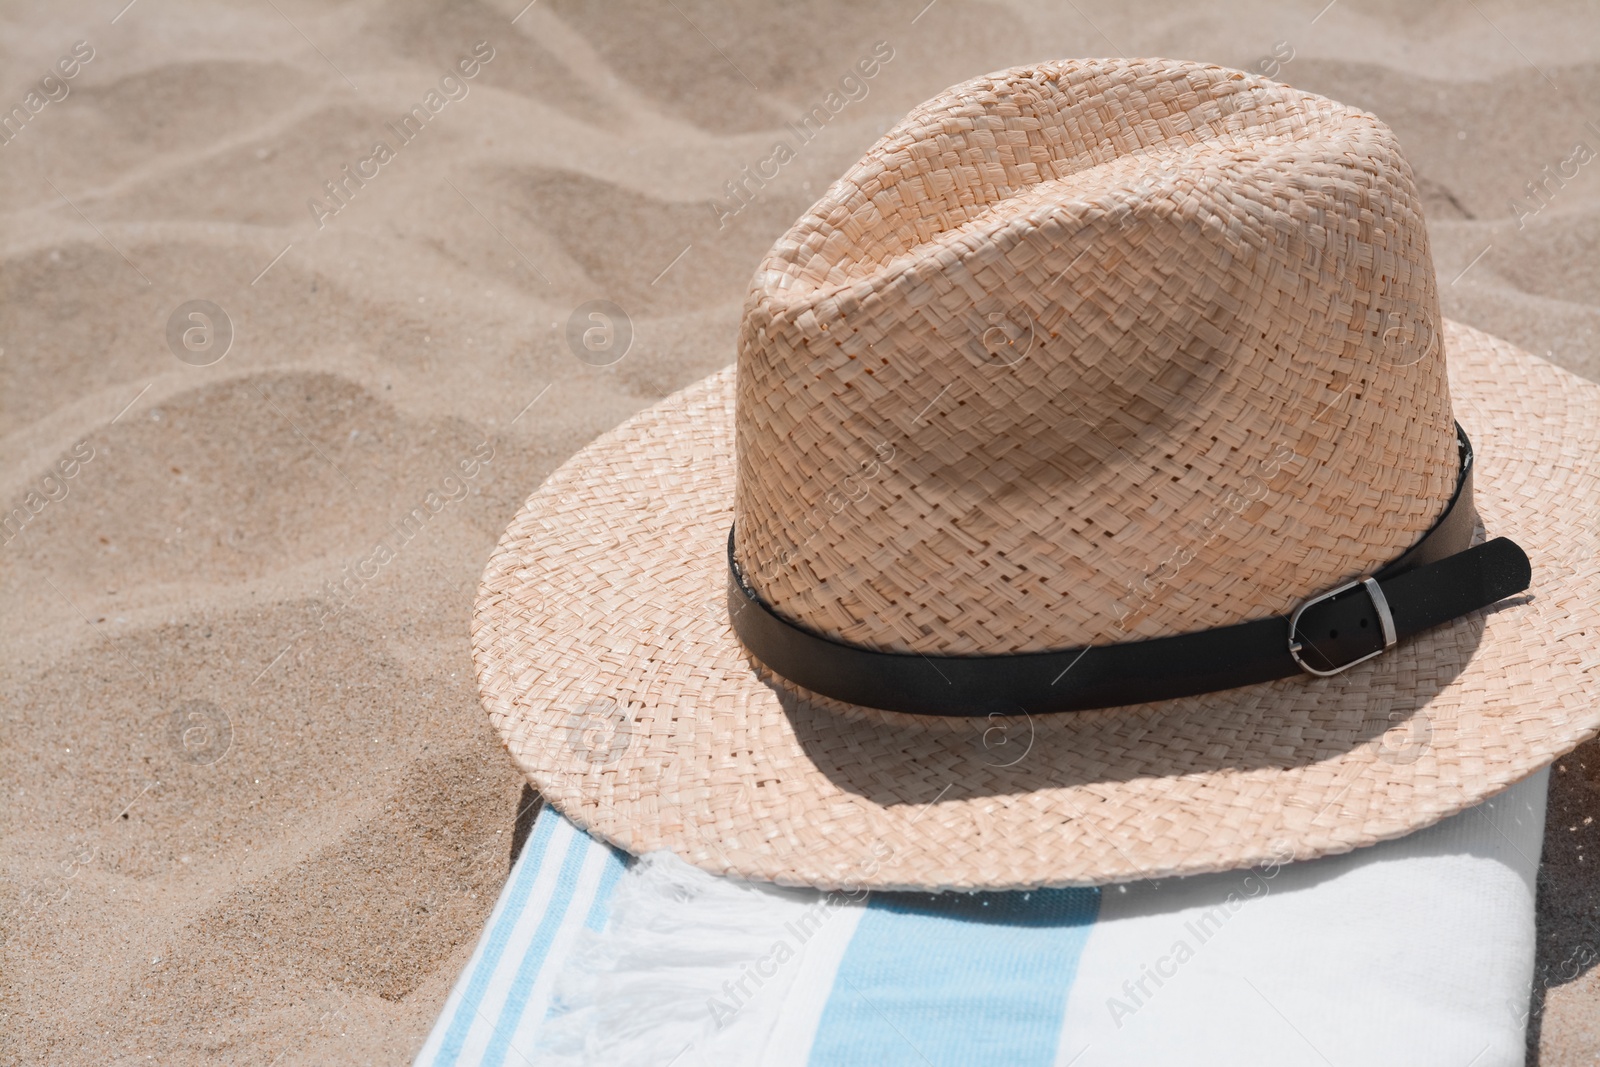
[535, 850, 841, 1064]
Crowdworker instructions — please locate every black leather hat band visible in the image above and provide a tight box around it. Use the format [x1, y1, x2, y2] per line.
[726, 425, 1532, 716]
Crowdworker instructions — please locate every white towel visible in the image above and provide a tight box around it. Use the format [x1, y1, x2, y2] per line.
[417, 768, 1547, 1066]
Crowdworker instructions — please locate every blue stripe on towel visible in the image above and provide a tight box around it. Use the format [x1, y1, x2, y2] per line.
[430, 809, 563, 1067]
[417, 807, 630, 1067]
[807, 887, 1101, 1066]
[478, 834, 593, 1067]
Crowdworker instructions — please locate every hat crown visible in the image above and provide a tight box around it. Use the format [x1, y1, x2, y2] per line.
[733, 57, 1456, 654]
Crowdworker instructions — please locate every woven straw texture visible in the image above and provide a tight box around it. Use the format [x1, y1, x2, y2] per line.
[474, 322, 1600, 890]
[473, 59, 1600, 889]
[734, 58, 1456, 651]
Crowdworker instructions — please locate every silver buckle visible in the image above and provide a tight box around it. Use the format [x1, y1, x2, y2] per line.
[1287, 576, 1398, 677]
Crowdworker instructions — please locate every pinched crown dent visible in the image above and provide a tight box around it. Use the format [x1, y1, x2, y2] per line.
[733, 57, 1455, 656]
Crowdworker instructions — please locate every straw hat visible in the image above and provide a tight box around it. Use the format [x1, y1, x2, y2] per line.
[474, 58, 1600, 890]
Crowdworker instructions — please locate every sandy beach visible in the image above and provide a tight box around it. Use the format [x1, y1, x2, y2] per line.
[3, 0, 1598, 1062]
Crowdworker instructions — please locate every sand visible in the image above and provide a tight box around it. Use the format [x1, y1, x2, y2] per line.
[2, 0, 1597, 1062]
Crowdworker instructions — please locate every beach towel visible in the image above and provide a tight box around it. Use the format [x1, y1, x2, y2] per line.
[416, 767, 1547, 1066]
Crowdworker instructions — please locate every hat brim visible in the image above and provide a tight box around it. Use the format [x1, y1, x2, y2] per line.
[473, 320, 1600, 890]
